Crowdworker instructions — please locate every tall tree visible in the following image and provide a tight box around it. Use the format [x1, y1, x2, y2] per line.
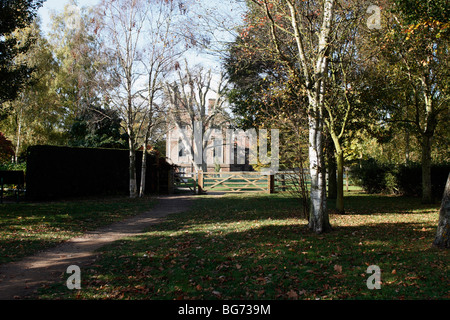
[0, 19, 64, 159]
[229, 0, 339, 233]
[99, 0, 149, 198]
[0, 0, 44, 106]
[373, 0, 449, 203]
[138, 0, 187, 197]
[322, 3, 375, 214]
[49, 2, 110, 131]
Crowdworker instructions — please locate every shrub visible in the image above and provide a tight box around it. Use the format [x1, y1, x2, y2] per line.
[349, 159, 395, 194]
[0, 161, 26, 172]
[384, 171, 398, 194]
[350, 159, 450, 199]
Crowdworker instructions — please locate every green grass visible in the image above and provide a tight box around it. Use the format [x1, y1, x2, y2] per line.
[37, 192, 449, 300]
[0, 196, 156, 264]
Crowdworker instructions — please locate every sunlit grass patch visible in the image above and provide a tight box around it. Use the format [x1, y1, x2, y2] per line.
[0, 196, 156, 264]
[37, 193, 448, 300]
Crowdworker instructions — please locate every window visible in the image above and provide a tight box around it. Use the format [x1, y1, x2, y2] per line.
[213, 138, 222, 159]
[178, 139, 185, 157]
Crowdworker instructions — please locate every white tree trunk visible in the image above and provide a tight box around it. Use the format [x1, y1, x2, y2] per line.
[434, 173, 450, 248]
[139, 141, 148, 198]
[15, 114, 22, 163]
[128, 129, 138, 198]
[308, 102, 331, 233]
[307, 0, 334, 233]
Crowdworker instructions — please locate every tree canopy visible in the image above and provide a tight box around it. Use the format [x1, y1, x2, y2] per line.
[0, 0, 44, 105]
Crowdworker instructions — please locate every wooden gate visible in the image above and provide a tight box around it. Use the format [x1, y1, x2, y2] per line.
[197, 171, 274, 194]
[173, 171, 197, 194]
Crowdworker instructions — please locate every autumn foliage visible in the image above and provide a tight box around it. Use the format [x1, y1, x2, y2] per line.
[0, 132, 14, 163]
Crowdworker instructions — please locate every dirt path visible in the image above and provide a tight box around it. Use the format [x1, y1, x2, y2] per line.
[0, 194, 195, 300]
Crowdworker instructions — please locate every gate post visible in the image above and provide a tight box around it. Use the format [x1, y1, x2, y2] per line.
[193, 172, 197, 194]
[268, 174, 274, 194]
[198, 170, 204, 194]
[168, 168, 174, 194]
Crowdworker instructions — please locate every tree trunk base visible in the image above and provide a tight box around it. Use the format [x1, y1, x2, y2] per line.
[433, 225, 449, 249]
[308, 220, 333, 234]
[433, 241, 449, 249]
[433, 173, 450, 249]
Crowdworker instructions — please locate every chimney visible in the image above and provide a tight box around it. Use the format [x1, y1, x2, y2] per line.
[208, 99, 216, 114]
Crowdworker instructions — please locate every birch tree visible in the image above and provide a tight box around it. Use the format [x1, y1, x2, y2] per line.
[245, 0, 336, 233]
[100, 0, 148, 198]
[138, 0, 187, 197]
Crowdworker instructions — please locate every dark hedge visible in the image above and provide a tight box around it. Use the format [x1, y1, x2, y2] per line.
[395, 163, 450, 198]
[350, 159, 450, 200]
[25, 145, 173, 200]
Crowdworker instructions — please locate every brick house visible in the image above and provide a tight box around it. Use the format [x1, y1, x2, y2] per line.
[166, 99, 253, 174]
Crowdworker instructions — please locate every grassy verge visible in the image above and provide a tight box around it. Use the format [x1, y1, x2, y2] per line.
[0, 196, 156, 265]
[38, 192, 448, 300]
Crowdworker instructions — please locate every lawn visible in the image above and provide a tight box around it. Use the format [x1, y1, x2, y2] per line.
[37, 192, 449, 300]
[0, 196, 156, 265]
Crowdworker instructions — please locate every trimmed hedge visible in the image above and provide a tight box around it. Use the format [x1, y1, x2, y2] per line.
[349, 159, 450, 199]
[395, 163, 449, 198]
[26, 145, 173, 201]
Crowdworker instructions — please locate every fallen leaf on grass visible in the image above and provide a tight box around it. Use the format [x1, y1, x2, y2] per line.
[334, 265, 343, 273]
[287, 290, 298, 299]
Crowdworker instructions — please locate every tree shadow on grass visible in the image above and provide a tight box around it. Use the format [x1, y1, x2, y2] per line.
[74, 216, 448, 300]
[336, 194, 439, 215]
[35, 192, 446, 299]
[158, 193, 439, 233]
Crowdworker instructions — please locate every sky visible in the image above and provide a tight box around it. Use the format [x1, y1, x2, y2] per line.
[37, 0, 246, 71]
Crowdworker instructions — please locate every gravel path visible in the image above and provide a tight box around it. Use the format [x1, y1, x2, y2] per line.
[0, 194, 195, 300]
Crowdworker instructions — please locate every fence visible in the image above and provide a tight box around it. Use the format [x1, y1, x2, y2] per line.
[172, 169, 360, 195]
[196, 171, 274, 194]
[0, 170, 25, 203]
[173, 171, 197, 194]
[273, 169, 360, 194]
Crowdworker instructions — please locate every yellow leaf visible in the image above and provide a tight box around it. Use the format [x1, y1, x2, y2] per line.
[334, 264, 343, 273]
[287, 290, 298, 299]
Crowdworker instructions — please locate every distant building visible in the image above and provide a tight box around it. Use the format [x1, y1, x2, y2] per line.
[166, 99, 253, 174]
